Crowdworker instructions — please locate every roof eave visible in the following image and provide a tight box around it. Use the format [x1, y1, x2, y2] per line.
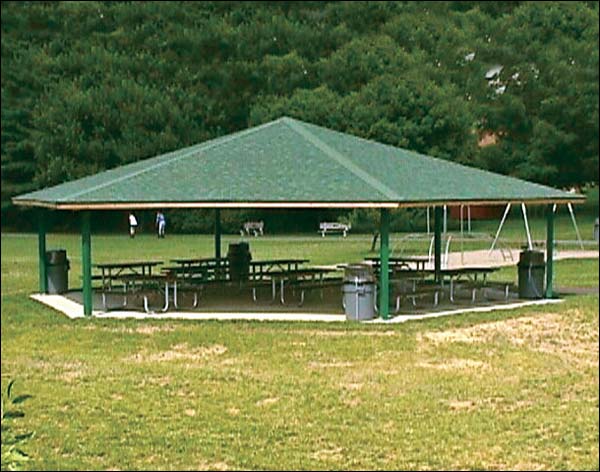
[11, 196, 585, 211]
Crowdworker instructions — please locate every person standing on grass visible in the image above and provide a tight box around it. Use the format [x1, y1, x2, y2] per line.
[155, 211, 166, 238]
[128, 212, 138, 238]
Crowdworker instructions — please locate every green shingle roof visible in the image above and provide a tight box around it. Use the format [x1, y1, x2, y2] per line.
[13, 116, 582, 209]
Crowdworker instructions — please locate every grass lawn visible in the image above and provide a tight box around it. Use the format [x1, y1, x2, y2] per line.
[1, 228, 598, 470]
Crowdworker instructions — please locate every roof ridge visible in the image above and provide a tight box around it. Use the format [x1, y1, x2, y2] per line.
[284, 119, 402, 200]
[61, 119, 281, 201]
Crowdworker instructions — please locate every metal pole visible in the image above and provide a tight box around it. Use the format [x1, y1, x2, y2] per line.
[215, 209, 221, 259]
[545, 204, 554, 298]
[566, 203, 584, 250]
[443, 205, 447, 234]
[379, 209, 390, 320]
[467, 205, 471, 234]
[444, 235, 452, 268]
[460, 205, 464, 265]
[490, 203, 511, 252]
[426, 206, 430, 235]
[521, 203, 533, 250]
[38, 210, 48, 294]
[81, 211, 92, 316]
[434, 207, 442, 283]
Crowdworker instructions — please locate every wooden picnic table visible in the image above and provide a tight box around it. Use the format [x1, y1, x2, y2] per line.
[250, 266, 339, 304]
[419, 266, 501, 303]
[167, 257, 229, 281]
[365, 256, 429, 272]
[93, 260, 163, 290]
[249, 259, 309, 280]
[170, 256, 228, 265]
[423, 266, 498, 281]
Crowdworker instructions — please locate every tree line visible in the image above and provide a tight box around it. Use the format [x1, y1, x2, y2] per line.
[1, 1, 598, 231]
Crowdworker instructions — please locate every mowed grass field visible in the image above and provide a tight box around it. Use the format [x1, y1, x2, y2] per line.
[1, 220, 598, 470]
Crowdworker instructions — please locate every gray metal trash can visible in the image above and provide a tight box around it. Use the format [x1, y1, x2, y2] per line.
[342, 264, 376, 321]
[517, 250, 545, 299]
[594, 218, 599, 243]
[46, 249, 70, 294]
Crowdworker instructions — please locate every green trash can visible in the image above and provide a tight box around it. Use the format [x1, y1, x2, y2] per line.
[227, 242, 251, 282]
[517, 250, 545, 299]
[46, 249, 70, 294]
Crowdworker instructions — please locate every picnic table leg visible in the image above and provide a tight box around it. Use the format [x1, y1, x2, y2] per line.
[161, 281, 170, 312]
[173, 281, 178, 309]
[122, 284, 128, 307]
[298, 290, 305, 307]
[319, 273, 325, 299]
[395, 295, 401, 313]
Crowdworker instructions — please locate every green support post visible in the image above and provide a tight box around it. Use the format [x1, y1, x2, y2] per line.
[545, 204, 554, 298]
[38, 210, 48, 294]
[379, 209, 390, 320]
[215, 209, 222, 259]
[434, 206, 442, 283]
[81, 211, 93, 316]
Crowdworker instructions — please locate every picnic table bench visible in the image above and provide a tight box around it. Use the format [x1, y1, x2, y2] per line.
[249, 266, 340, 305]
[416, 266, 509, 304]
[96, 272, 170, 312]
[384, 266, 509, 312]
[93, 260, 163, 290]
[319, 222, 350, 237]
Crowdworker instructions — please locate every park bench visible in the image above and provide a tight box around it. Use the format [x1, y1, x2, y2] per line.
[319, 222, 350, 237]
[241, 221, 264, 236]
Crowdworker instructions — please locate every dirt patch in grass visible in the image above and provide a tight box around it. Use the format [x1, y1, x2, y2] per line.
[342, 382, 363, 391]
[82, 324, 176, 335]
[256, 397, 279, 407]
[299, 329, 398, 338]
[446, 399, 476, 411]
[418, 312, 598, 366]
[308, 360, 354, 369]
[195, 461, 231, 471]
[29, 360, 87, 383]
[417, 358, 488, 371]
[311, 446, 344, 462]
[443, 396, 535, 413]
[127, 343, 228, 363]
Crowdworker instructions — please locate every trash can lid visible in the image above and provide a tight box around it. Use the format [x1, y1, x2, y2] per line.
[46, 249, 67, 264]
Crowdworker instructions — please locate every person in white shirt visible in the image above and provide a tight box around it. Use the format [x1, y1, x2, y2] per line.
[128, 212, 138, 238]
